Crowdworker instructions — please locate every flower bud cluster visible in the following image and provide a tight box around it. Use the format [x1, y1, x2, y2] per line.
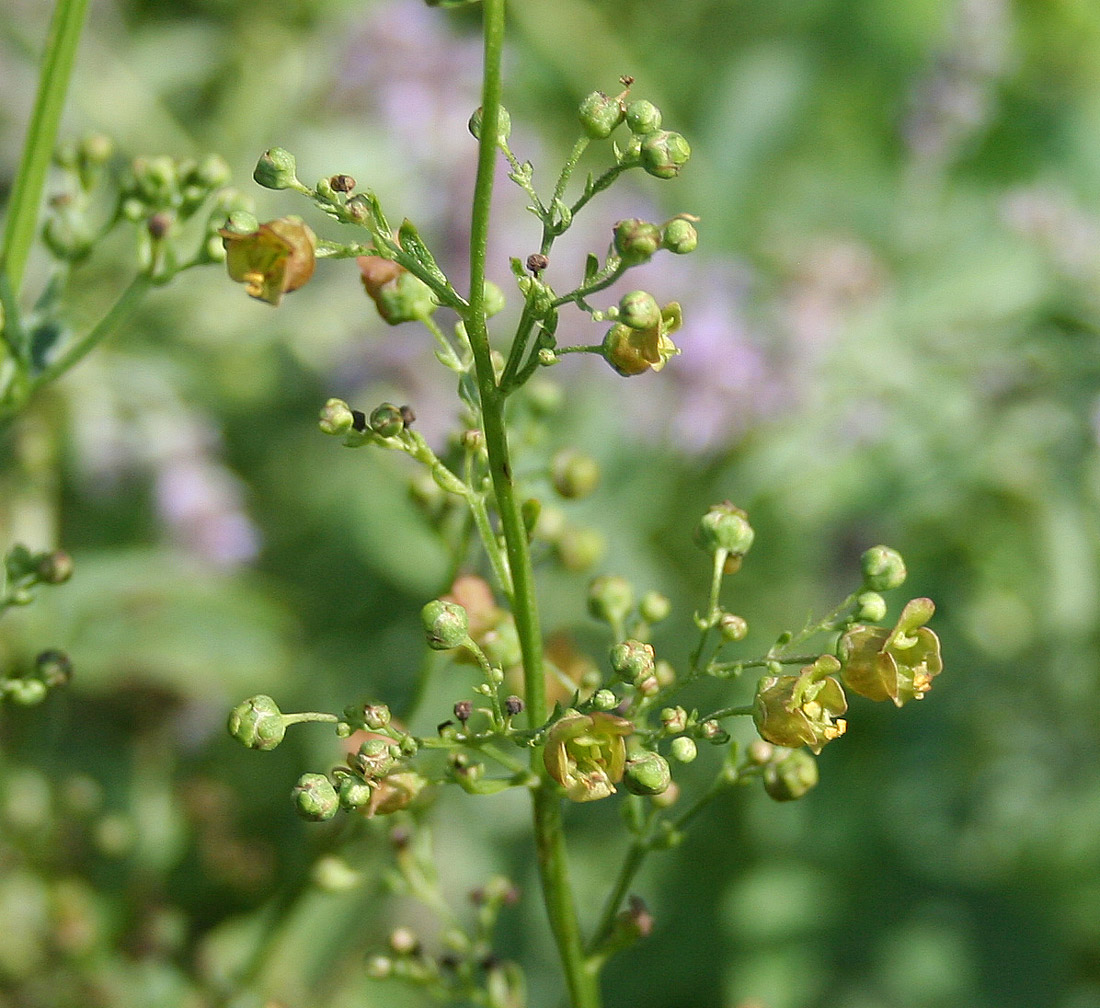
[1, 650, 74, 707]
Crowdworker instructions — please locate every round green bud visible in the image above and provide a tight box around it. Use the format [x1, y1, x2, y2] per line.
[639, 591, 671, 624]
[610, 639, 656, 685]
[591, 688, 619, 711]
[613, 218, 662, 266]
[696, 503, 755, 556]
[6, 679, 47, 705]
[861, 546, 907, 592]
[191, 153, 231, 190]
[293, 773, 339, 821]
[660, 706, 687, 733]
[338, 776, 374, 810]
[556, 526, 607, 572]
[228, 694, 286, 750]
[362, 704, 391, 730]
[763, 748, 819, 802]
[625, 99, 662, 135]
[654, 659, 676, 689]
[855, 590, 888, 623]
[253, 147, 299, 190]
[699, 719, 729, 744]
[483, 280, 506, 318]
[78, 133, 114, 167]
[525, 378, 564, 416]
[36, 550, 73, 585]
[468, 105, 512, 143]
[662, 217, 698, 254]
[551, 449, 600, 500]
[421, 599, 469, 650]
[719, 613, 749, 642]
[587, 575, 634, 627]
[365, 955, 393, 980]
[623, 751, 671, 796]
[640, 131, 691, 179]
[319, 398, 355, 436]
[33, 649, 73, 688]
[222, 209, 260, 236]
[370, 403, 405, 438]
[747, 739, 776, 765]
[578, 90, 624, 139]
[670, 736, 697, 763]
[617, 290, 662, 331]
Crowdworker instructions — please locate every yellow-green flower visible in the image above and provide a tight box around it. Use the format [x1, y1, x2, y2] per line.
[220, 216, 316, 305]
[753, 656, 848, 754]
[839, 597, 942, 707]
[602, 302, 682, 376]
[543, 710, 633, 802]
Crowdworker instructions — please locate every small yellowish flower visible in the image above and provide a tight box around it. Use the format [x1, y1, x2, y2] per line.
[602, 302, 682, 376]
[543, 710, 633, 802]
[839, 597, 942, 707]
[753, 656, 848, 754]
[220, 216, 316, 305]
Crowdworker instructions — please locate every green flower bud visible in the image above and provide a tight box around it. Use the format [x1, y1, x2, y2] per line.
[696, 502, 755, 556]
[362, 704, 391, 730]
[228, 694, 286, 750]
[370, 402, 405, 438]
[357, 256, 437, 325]
[639, 591, 671, 624]
[591, 688, 619, 711]
[222, 209, 259, 236]
[861, 545, 907, 592]
[253, 147, 299, 190]
[617, 290, 662, 331]
[556, 526, 607, 572]
[33, 649, 73, 688]
[613, 218, 662, 266]
[578, 90, 625, 139]
[338, 776, 374, 810]
[131, 154, 178, 204]
[670, 736, 697, 763]
[640, 130, 691, 179]
[660, 706, 687, 733]
[319, 398, 355, 436]
[662, 217, 698, 254]
[763, 748, 819, 802]
[753, 662, 848, 754]
[700, 719, 729, 744]
[483, 280, 506, 318]
[719, 613, 749, 642]
[293, 773, 339, 821]
[625, 99, 662, 135]
[5, 678, 47, 705]
[468, 105, 512, 143]
[543, 710, 633, 802]
[353, 737, 397, 779]
[855, 590, 888, 623]
[610, 639, 656, 686]
[587, 575, 634, 627]
[746, 739, 776, 765]
[839, 597, 942, 706]
[551, 449, 600, 499]
[422, 599, 469, 650]
[36, 550, 73, 585]
[191, 153, 232, 190]
[623, 751, 671, 796]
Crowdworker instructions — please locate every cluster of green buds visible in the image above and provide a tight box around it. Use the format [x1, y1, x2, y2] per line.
[577, 83, 691, 180]
[45, 138, 244, 277]
[1, 649, 73, 707]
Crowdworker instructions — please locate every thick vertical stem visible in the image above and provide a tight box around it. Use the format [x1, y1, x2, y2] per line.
[465, 3, 600, 1005]
[1, 0, 91, 297]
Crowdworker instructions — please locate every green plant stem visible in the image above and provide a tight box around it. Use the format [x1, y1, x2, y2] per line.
[0, 272, 153, 427]
[466, 4, 599, 1006]
[587, 839, 646, 956]
[1, 0, 91, 298]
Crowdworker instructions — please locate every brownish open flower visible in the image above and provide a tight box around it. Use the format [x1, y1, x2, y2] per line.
[220, 216, 316, 305]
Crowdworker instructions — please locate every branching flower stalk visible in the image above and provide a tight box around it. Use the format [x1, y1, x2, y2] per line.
[221, 4, 943, 1007]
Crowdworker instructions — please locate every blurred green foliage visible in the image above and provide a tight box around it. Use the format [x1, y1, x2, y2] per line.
[3, 0, 1100, 1006]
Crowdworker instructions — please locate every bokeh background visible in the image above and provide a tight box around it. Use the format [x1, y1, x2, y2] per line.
[3, 1, 1100, 1006]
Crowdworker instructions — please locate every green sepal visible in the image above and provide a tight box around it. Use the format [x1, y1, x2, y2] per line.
[583, 253, 599, 287]
[398, 219, 449, 289]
